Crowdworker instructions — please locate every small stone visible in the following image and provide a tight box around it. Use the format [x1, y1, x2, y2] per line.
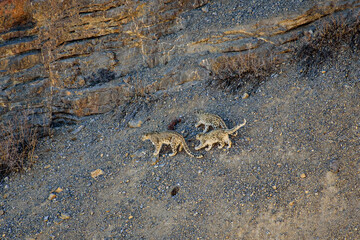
[201, 6, 209, 12]
[55, 187, 63, 193]
[44, 165, 51, 169]
[133, 149, 146, 158]
[71, 125, 84, 135]
[48, 193, 56, 200]
[151, 157, 159, 166]
[242, 93, 249, 99]
[300, 173, 306, 178]
[329, 158, 340, 173]
[128, 215, 133, 220]
[271, 73, 279, 78]
[272, 185, 277, 190]
[4, 185, 9, 190]
[91, 169, 104, 179]
[60, 213, 71, 220]
[128, 119, 143, 128]
[0, 210, 4, 215]
[289, 201, 295, 206]
[43, 216, 49, 222]
[269, 127, 274, 133]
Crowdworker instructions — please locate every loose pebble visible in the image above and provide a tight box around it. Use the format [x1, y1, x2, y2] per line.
[133, 149, 146, 158]
[128, 119, 143, 128]
[48, 193, 56, 201]
[151, 158, 159, 165]
[71, 125, 84, 134]
[60, 213, 71, 220]
[91, 169, 104, 179]
[329, 158, 340, 173]
[242, 93, 250, 99]
[201, 6, 209, 13]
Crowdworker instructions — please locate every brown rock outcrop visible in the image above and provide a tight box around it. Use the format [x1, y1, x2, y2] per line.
[0, 0, 31, 32]
[0, 0, 359, 129]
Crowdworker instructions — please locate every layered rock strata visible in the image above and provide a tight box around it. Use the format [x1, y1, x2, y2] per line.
[0, 0, 359, 128]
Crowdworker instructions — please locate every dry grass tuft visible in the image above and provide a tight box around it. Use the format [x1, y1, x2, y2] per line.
[296, 13, 360, 74]
[210, 52, 278, 95]
[0, 112, 38, 178]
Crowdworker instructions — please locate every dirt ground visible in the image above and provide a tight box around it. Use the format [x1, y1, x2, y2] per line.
[1, 51, 360, 239]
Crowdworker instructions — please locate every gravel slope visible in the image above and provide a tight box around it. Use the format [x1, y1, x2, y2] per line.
[1, 49, 360, 239]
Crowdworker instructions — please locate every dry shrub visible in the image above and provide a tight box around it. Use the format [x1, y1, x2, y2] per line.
[211, 52, 278, 94]
[296, 13, 360, 74]
[0, 112, 38, 178]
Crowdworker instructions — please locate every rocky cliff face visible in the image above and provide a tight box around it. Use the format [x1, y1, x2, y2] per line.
[0, 0, 359, 129]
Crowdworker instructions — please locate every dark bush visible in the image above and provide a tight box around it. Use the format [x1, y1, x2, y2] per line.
[296, 13, 360, 74]
[0, 112, 38, 179]
[210, 52, 278, 95]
